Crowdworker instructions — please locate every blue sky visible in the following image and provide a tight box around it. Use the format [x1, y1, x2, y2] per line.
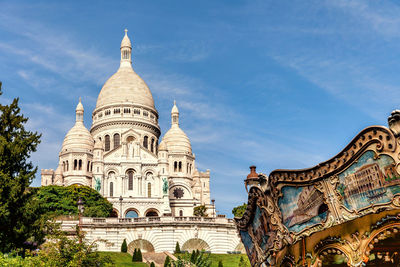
[1, 0, 400, 217]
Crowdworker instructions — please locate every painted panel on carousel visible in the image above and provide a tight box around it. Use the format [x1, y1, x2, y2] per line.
[337, 150, 400, 211]
[279, 185, 328, 233]
[240, 206, 272, 266]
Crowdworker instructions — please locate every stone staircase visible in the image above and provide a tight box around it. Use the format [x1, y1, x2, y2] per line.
[142, 252, 177, 267]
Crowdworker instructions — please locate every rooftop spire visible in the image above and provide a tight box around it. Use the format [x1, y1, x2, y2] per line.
[171, 100, 179, 125]
[75, 97, 84, 123]
[120, 29, 132, 68]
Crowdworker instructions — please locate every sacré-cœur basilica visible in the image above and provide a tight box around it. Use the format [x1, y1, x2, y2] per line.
[40, 30, 242, 254]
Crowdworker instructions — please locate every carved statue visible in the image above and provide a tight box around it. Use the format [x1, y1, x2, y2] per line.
[162, 178, 168, 195]
[95, 177, 101, 192]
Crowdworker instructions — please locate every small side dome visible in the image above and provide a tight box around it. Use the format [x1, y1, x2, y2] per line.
[161, 125, 192, 154]
[94, 138, 103, 149]
[158, 139, 167, 151]
[61, 123, 94, 153]
[61, 98, 94, 154]
[161, 101, 191, 154]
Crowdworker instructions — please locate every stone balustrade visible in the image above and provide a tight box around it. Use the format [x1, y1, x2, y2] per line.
[62, 216, 234, 225]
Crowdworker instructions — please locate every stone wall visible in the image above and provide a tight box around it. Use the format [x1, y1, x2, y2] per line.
[60, 216, 243, 254]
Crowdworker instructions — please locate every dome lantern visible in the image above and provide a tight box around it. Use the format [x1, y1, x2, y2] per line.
[120, 29, 132, 68]
[93, 29, 156, 113]
[75, 97, 84, 122]
[171, 100, 179, 125]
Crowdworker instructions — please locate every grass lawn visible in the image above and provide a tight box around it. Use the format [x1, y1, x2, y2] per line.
[98, 252, 250, 267]
[175, 253, 250, 267]
[99, 252, 148, 267]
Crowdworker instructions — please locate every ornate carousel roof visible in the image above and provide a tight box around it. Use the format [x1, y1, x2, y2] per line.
[236, 110, 400, 267]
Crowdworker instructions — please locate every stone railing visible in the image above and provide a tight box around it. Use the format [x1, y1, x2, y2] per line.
[63, 216, 235, 225]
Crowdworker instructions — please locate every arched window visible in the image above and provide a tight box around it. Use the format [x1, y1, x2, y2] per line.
[148, 183, 151, 198]
[87, 161, 90, 172]
[113, 133, 120, 149]
[174, 161, 177, 172]
[150, 138, 154, 152]
[105, 135, 110, 151]
[74, 159, 77, 170]
[128, 171, 134, 190]
[62, 161, 65, 171]
[78, 159, 82, 170]
[110, 182, 113, 197]
[125, 210, 139, 218]
[143, 136, 148, 149]
[66, 160, 69, 171]
[179, 210, 183, 217]
[178, 161, 182, 172]
[90, 162, 93, 172]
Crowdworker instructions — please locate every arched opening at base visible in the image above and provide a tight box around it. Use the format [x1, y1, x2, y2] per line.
[182, 238, 210, 252]
[128, 239, 155, 254]
[145, 209, 159, 217]
[110, 209, 118, 218]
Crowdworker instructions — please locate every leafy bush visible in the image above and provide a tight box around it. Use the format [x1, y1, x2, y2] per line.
[173, 250, 211, 267]
[34, 185, 113, 217]
[218, 260, 223, 267]
[0, 224, 113, 266]
[232, 203, 248, 218]
[193, 205, 208, 217]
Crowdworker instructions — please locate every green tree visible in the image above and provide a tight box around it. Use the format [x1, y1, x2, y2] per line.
[188, 250, 211, 267]
[193, 205, 208, 217]
[35, 224, 112, 266]
[232, 203, 248, 218]
[0, 82, 44, 252]
[137, 248, 143, 261]
[34, 185, 113, 218]
[121, 238, 127, 253]
[0, 223, 113, 266]
[218, 260, 223, 267]
[164, 255, 171, 267]
[132, 248, 137, 262]
[150, 262, 155, 267]
[175, 241, 181, 253]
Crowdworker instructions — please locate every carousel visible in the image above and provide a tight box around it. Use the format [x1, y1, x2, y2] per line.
[235, 110, 400, 266]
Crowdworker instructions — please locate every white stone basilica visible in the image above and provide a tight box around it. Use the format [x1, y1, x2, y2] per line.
[41, 30, 213, 219]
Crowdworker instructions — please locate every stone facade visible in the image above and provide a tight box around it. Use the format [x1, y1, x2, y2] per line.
[41, 30, 215, 218]
[61, 216, 244, 254]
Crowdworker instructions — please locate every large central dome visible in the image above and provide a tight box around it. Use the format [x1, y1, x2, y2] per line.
[96, 67, 155, 109]
[95, 30, 155, 110]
